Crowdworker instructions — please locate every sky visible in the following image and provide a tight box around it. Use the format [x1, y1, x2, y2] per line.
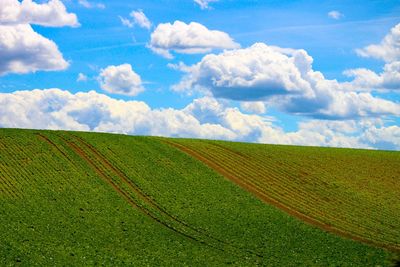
[0, 0, 399, 150]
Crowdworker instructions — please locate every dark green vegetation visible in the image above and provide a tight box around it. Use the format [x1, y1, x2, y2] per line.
[0, 128, 398, 266]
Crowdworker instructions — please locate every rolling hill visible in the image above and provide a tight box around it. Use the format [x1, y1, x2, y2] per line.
[0, 128, 398, 266]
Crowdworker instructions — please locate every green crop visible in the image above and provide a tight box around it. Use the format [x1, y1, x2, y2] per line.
[166, 138, 400, 253]
[0, 128, 397, 266]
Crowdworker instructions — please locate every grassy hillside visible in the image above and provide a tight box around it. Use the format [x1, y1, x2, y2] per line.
[167, 139, 400, 252]
[0, 129, 398, 266]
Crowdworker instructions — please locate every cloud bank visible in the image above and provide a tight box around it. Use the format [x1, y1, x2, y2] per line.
[0, 89, 398, 150]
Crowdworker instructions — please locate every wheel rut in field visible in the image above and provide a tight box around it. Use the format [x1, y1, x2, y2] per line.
[165, 140, 400, 253]
[36, 133, 264, 260]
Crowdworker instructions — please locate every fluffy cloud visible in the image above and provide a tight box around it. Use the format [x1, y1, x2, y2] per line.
[119, 9, 151, 29]
[98, 64, 144, 96]
[149, 21, 240, 59]
[0, 0, 77, 75]
[343, 23, 400, 92]
[0, 88, 398, 150]
[194, 0, 218, 9]
[173, 43, 314, 99]
[343, 62, 400, 91]
[78, 0, 105, 9]
[327, 11, 343, 20]
[356, 23, 400, 63]
[0, 24, 69, 75]
[0, 0, 79, 27]
[173, 42, 400, 119]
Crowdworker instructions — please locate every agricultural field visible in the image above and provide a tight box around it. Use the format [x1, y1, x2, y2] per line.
[0, 128, 398, 266]
[167, 138, 400, 252]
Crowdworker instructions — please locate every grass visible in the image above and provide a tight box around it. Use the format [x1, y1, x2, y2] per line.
[0, 128, 398, 266]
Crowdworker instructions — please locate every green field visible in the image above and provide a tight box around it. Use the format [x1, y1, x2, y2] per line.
[0, 128, 398, 266]
[168, 139, 400, 251]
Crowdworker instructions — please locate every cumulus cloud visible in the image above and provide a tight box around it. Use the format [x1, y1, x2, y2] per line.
[327, 10, 343, 20]
[0, 88, 398, 150]
[194, 0, 218, 9]
[173, 42, 400, 119]
[0, 24, 69, 75]
[173, 43, 314, 99]
[78, 0, 105, 9]
[0, 0, 77, 75]
[98, 64, 144, 96]
[356, 23, 400, 62]
[119, 9, 151, 29]
[0, 0, 79, 27]
[149, 21, 240, 59]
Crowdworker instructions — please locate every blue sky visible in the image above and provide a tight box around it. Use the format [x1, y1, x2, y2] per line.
[0, 0, 399, 149]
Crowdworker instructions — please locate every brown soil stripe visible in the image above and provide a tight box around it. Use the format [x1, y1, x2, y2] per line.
[194, 146, 396, 242]
[165, 140, 400, 253]
[206, 145, 400, 243]
[36, 134, 75, 163]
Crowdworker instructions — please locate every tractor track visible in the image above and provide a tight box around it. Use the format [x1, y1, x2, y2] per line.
[36, 133, 264, 260]
[70, 135, 265, 259]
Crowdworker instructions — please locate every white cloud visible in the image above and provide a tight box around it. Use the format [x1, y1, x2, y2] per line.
[77, 73, 88, 82]
[282, 120, 371, 149]
[0, 24, 69, 75]
[328, 10, 344, 20]
[119, 9, 151, 29]
[240, 101, 266, 114]
[0, 0, 79, 27]
[341, 23, 400, 93]
[119, 16, 133, 28]
[98, 64, 144, 96]
[130, 10, 151, 29]
[173, 43, 314, 98]
[173, 42, 400, 119]
[356, 23, 400, 62]
[0, 89, 398, 150]
[78, 0, 105, 9]
[149, 21, 240, 59]
[343, 62, 400, 91]
[0, 0, 77, 76]
[361, 124, 400, 149]
[194, 0, 218, 9]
